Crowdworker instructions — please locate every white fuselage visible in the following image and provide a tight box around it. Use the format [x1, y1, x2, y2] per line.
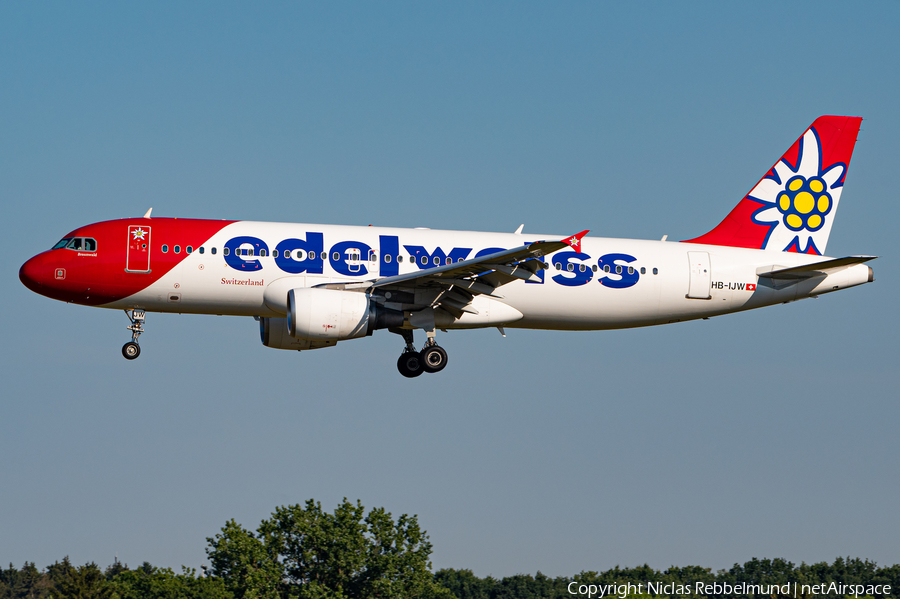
[104, 222, 872, 330]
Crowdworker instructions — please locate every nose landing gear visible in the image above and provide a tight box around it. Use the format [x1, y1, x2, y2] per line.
[122, 309, 145, 360]
[391, 328, 449, 378]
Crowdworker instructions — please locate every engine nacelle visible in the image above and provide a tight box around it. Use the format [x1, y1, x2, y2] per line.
[259, 317, 337, 351]
[287, 288, 404, 341]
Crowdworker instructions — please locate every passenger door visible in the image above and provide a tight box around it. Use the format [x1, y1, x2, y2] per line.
[126, 225, 151, 273]
[686, 251, 711, 299]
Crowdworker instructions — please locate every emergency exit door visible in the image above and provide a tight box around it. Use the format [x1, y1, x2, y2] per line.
[686, 251, 711, 299]
[126, 225, 151, 273]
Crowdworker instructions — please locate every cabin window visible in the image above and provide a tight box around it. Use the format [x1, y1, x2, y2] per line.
[369, 251, 377, 262]
[385, 254, 392, 263]
[615, 265, 622, 274]
[433, 256, 440, 266]
[248, 248, 255, 257]
[187, 246, 193, 254]
[211, 247, 217, 255]
[603, 265, 610, 273]
[397, 255, 403, 263]
[458, 257, 464, 263]
[446, 257, 452, 265]
[409, 256, 415, 263]
[330, 252, 338, 261]
[555, 263, 561, 270]
[52, 238, 72, 250]
[199, 247, 205, 254]
[567, 263, 575, 272]
[640, 267, 646, 275]
[162, 244, 168, 253]
[174, 245, 181, 254]
[628, 266, 634, 275]
[592, 265, 598, 272]
[579, 264, 586, 272]
[223, 247, 230, 256]
[653, 267, 658, 275]
[320, 252, 327, 260]
[420, 256, 427, 265]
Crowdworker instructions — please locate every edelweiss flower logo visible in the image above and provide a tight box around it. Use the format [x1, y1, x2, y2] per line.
[132, 228, 147, 241]
[776, 175, 832, 232]
[750, 128, 845, 254]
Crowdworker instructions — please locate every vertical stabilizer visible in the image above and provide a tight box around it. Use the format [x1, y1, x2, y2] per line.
[685, 115, 862, 255]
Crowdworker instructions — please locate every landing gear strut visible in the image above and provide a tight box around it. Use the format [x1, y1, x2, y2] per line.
[391, 328, 449, 377]
[122, 309, 145, 360]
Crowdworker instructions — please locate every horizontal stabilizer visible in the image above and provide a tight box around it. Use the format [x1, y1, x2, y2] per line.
[756, 255, 877, 280]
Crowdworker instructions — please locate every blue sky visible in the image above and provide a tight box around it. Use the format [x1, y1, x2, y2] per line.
[2, 2, 898, 577]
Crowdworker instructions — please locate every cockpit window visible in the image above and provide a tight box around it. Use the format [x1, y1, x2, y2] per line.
[56, 237, 98, 252]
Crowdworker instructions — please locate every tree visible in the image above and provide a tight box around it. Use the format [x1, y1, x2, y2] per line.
[207, 498, 454, 599]
[110, 564, 233, 599]
[48, 561, 112, 599]
[1, 562, 53, 599]
[206, 520, 281, 599]
[433, 569, 496, 599]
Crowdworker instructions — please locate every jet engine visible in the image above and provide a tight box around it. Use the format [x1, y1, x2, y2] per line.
[286, 287, 404, 341]
[259, 316, 337, 351]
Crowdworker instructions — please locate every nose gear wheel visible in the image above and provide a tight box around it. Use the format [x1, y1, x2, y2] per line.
[123, 309, 146, 360]
[122, 342, 141, 360]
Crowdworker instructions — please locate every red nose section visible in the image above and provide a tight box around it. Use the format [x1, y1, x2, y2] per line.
[19, 253, 75, 302]
[19, 255, 46, 295]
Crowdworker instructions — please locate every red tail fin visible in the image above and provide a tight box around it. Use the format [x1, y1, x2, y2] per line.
[684, 116, 862, 255]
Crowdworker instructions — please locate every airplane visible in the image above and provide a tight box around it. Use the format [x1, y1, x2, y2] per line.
[19, 115, 876, 377]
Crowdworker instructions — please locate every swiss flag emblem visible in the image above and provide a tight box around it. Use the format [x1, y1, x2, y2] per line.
[747, 283, 757, 291]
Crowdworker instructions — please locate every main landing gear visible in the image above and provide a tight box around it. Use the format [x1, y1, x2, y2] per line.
[393, 328, 448, 378]
[122, 309, 145, 360]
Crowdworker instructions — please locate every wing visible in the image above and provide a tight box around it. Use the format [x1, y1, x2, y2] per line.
[317, 230, 588, 319]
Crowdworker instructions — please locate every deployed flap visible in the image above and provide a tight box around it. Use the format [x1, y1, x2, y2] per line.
[756, 255, 876, 280]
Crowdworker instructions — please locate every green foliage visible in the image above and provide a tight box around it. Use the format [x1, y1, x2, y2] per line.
[2, 561, 53, 598]
[109, 564, 233, 599]
[48, 561, 113, 599]
[206, 519, 281, 599]
[3, 518, 900, 599]
[207, 498, 453, 599]
[433, 558, 900, 599]
[434, 568, 496, 599]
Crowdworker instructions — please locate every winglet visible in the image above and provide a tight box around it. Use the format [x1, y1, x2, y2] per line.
[143, 207, 153, 219]
[561, 230, 589, 252]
